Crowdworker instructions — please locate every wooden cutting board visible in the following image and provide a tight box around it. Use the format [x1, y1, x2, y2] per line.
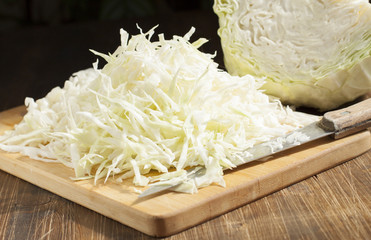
[0, 106, 370, 237]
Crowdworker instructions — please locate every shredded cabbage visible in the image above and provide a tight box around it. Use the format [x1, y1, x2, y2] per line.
[0, 26, 317, 193]
[214, 0, 371, 111]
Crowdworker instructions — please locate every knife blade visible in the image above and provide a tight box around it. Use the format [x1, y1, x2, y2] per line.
[139, 99, 371, 198]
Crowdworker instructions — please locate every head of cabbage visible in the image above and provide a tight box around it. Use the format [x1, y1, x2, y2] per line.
[214, 0, 371, 111]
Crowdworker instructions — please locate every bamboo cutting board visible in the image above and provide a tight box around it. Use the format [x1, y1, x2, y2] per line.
[0, 106, 370, 237]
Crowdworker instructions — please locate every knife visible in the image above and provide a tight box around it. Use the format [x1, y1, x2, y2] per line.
[139, 98, 371, 198]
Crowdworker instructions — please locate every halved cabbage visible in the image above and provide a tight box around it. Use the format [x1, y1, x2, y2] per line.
[214, 0, 371, 111]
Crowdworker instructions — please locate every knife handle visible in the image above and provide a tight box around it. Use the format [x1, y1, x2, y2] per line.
[319, 98, 371, 139]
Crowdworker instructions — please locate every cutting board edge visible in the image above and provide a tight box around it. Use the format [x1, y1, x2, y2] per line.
[1, 132, 370, 237]
[0, 152, 160, 235]
[145, 130, 371, 237]
[1, 105, 370, 237]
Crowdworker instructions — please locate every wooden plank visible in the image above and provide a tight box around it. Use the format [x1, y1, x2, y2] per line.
[1, 150, 370, 239]
[0, 106, 370, 237]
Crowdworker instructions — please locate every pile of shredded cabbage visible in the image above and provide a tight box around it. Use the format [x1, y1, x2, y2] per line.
[0, 27, 317, 193]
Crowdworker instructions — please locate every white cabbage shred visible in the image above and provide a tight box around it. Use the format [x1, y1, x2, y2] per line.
[0, 27, 317, 193]
[214, 0, 371, 111]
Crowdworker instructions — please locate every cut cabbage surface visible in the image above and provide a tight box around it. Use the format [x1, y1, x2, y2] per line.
[214, 0, 371, 111]
[0, 27, 317, 193]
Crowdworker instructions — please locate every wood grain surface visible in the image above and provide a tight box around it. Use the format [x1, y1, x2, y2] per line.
[1, 106, 370, 237]
[1, 150, 370, 239]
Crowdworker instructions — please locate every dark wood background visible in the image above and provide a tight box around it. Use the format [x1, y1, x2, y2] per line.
[0, 2, 370, 239]
[0, 2, 220, 112]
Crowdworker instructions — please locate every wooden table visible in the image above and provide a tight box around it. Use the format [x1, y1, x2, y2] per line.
[1, 150, 369, 239]
[0, 10, 370, 240]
